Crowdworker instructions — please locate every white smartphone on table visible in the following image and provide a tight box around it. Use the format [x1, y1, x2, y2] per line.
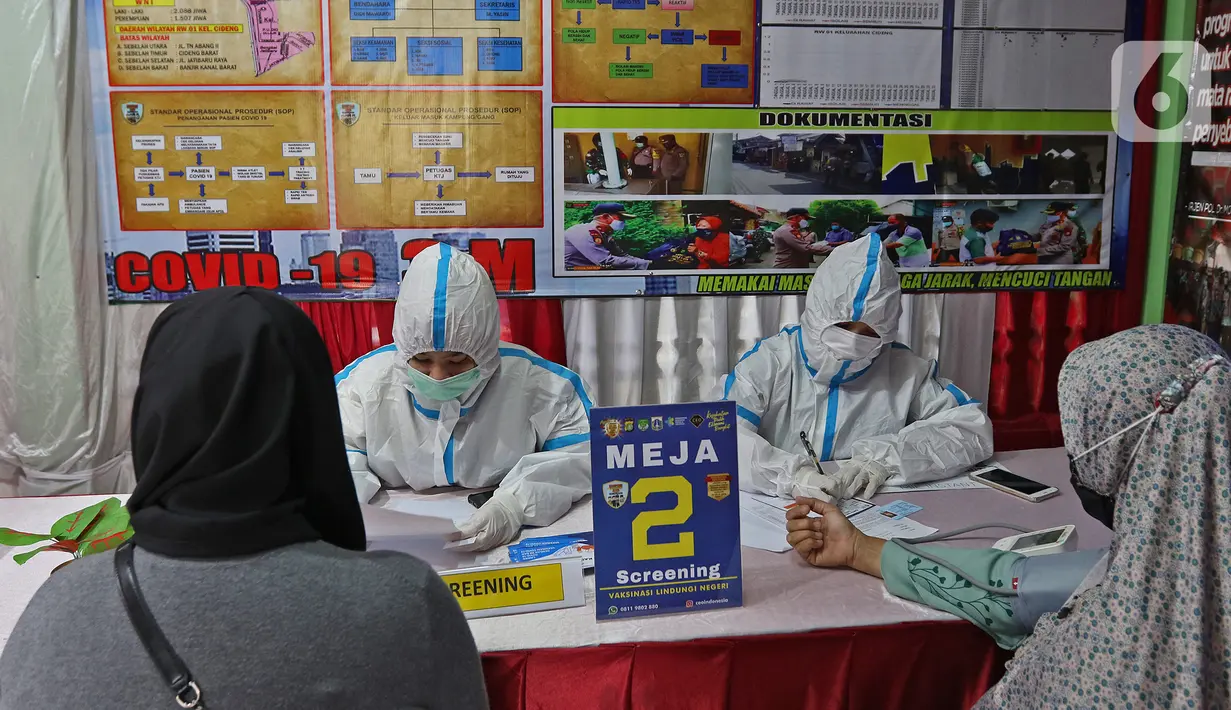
[969, 465, 1059, 503]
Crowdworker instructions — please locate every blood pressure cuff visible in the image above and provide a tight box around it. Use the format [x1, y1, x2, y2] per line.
[1008, 547, 1108, 632]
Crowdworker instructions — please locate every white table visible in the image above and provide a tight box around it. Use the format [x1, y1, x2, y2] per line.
[0, 448, 1107, 655]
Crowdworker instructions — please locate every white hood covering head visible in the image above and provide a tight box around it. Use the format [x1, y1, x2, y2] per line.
[799, 234, 902, 377]
[392, 244, 501, 383]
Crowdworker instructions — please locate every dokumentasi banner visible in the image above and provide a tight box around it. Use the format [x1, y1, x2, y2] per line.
[89, 0, 1137, 302]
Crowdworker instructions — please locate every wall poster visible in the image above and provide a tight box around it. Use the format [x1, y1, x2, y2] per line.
[89, 0, 1139, 302]
[1166, 0, 1231, 350]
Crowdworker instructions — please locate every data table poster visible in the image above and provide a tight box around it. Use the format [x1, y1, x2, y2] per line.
[759, 27, 943, 108]
[87, 0, 1145, 302]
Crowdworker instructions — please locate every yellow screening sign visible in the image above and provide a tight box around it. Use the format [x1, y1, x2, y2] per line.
[441, 562, 566, 613]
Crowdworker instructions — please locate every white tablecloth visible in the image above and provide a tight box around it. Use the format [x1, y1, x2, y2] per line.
[0, 448, 1109, 655]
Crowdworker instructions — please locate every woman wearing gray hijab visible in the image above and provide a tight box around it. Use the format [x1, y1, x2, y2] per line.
[787, 324, 1230, 708]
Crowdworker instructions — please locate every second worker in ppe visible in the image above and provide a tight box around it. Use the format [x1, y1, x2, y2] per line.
[336, 244, 594, 551]
[717, 236, 994, 501]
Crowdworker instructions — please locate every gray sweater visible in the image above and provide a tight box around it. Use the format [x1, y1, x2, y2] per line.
[0, 542, 489, 709]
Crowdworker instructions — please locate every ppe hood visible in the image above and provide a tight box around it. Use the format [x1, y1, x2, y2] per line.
[799, 235, 902, 378]
[393, 244, 501, 400]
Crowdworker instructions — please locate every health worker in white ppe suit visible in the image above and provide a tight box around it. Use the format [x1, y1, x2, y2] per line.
[717, 235, 994, 501]
[336, 244, 594, 551]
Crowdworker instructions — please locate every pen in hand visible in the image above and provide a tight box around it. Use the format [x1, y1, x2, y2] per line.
[799, 431, 825, 474]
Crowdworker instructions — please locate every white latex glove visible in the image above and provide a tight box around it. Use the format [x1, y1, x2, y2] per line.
[833, 458, 891, 500]
[449, 493, 522, 552]
[789, 468, 838, 504]
[351, 470, 381, 504]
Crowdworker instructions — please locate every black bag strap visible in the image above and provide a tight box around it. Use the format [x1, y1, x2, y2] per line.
[115, 542, 205, 708]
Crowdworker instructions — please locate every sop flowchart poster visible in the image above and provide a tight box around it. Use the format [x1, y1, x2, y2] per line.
[88, 0, 1138, 302]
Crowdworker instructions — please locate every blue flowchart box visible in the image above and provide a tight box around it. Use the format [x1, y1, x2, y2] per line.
[407, 38, 464, 75]
[350, 0, 396, 21]
[475, 0, 520, 21]
[478, 38, 524, 71]
[660, 29, 694, 44]
[701, 64, 749, 88]
[612, 0, 647, 8]
[352, 37, 397, 62]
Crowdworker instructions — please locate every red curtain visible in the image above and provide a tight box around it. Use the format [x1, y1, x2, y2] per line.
[302, 300, 569, 373]
[480, 622, 1008, 710]
[988, 288, 1147, 450]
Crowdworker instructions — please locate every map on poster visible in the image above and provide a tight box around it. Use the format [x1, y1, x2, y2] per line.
[105, 0, 323, 85]
[86, 0, 1144, 303]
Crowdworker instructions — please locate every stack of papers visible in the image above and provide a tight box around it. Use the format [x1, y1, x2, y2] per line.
[383, 495, 478, 523]
[737, 493, 937, 553]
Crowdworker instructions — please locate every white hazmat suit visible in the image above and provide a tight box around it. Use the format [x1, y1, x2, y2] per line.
[717, 235, 993, 500]
[336, 244, 593, 550]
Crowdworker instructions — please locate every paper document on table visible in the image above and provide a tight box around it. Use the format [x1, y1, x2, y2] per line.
[880, 500, 923, 518]
[739, 492, 873, 526]
[738, 505, 792, 553]
[737, 493, 881, 553]
[848, 507, 937, 540]
[737, 491, 935, 550]
[383, 496, 477, 524]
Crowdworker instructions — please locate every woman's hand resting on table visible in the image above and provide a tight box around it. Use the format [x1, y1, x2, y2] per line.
[786, 497, 886, 579]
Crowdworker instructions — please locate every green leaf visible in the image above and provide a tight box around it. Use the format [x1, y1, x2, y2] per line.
[12, 538, 81, 565]
[50, 499, 113, 541]
[0, 528, 52, 547]
[79, 529, 133, 558]
[13, 544, 54, 565]
[78, 500, 131, 546]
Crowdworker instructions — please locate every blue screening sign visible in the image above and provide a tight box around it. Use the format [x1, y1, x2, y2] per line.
[590, 401, 742, 621]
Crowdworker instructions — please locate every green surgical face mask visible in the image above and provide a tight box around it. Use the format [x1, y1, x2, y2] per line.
[406, 366, 482, 401]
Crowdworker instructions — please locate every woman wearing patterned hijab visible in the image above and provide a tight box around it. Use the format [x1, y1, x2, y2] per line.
[786, 324, 1229, 708]
[980, 324, 1230, 707]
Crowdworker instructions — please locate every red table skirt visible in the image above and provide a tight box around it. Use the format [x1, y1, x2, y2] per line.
[481, 621, 1009, 710]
